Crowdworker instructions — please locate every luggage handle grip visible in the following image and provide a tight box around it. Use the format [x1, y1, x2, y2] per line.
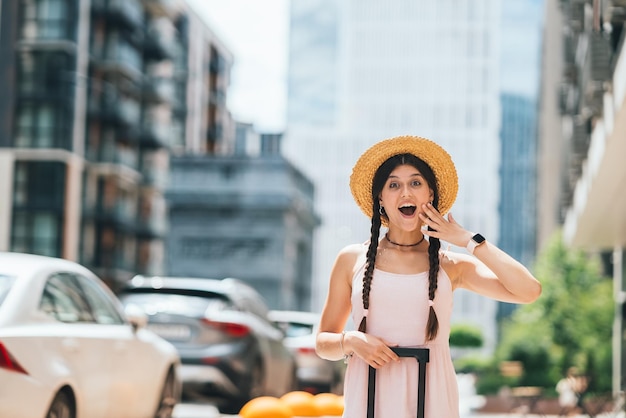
[367, 347, 430, 418]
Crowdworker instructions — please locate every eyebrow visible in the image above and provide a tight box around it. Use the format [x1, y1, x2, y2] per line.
[388, 173, 423, 179]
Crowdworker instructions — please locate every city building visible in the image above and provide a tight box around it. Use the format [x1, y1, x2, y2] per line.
[284, 0, 503, 354]
[165, 128, 319, 310]
[540, 0, 626, 393]
[497, 0, 543, 320]
[498, 94, 539, 319]
[0, 0, 233, 290]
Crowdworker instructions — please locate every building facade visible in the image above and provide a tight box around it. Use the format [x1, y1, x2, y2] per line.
[0, 0, 233, 289]
[165, 130, 319, 310]
[540, 0, 626, 393]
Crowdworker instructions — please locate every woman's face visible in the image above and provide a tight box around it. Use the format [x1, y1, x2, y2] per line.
[379, 164, 434, 231]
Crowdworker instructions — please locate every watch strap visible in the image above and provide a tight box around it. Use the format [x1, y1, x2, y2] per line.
[466, 233, 486, 254]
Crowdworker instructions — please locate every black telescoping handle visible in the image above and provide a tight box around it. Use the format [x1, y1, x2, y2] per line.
[367, 347, 430, 418]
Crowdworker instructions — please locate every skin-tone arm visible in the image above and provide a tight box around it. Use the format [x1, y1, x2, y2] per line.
[315, 244, 399, 368]
[419, 203, 542, 303]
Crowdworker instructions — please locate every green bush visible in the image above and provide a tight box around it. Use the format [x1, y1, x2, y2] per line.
[449, 323, 484, 348]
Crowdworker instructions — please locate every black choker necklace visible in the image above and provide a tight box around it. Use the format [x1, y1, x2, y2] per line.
[385, 233, 425, 247]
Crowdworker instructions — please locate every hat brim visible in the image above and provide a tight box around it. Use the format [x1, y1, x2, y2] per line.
[349, 135, 458, 221]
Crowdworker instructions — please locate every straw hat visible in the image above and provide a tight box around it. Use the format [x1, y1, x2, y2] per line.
[349, 135, 458, 220]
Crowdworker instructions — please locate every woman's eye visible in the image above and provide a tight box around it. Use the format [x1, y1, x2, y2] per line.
[389, 183, 398, 189]
[412, 181, 421, 186]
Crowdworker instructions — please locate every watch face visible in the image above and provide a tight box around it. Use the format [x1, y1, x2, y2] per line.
[473, 233, 486, 244]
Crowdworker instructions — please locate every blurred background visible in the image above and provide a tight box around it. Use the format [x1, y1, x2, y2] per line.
[0, 0, 624, 411]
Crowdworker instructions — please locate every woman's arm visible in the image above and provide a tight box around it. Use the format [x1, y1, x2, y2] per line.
[420, 203, 542, 304]
[315, 245, 356, 361]
[316, 244, 400, 368]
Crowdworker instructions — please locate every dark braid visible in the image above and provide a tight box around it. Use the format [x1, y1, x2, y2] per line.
[362, 153, 442, 341]
[358, 200, 383, 332]
[426, 223, 441, 341]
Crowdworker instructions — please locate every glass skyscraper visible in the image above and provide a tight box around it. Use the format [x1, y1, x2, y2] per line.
[284, 0, 502, 354]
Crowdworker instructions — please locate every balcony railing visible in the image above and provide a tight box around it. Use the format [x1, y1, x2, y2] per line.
[83, 201, 138, 230]
[144, 27, 176, 61]
[143, 76, 174, 103]
[91, 0, 144, 29]
[142, 167, 169, 188]
[89, 92, 141, 127]
[142, 0, 178, 18]
[91, 41, 142, 78]
[137, 216, 167, 238]
[140, 121, 171, 149]
[86, 146, 139, 170]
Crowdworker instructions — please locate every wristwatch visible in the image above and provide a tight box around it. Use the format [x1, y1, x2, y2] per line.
[466, 233, 486, 254]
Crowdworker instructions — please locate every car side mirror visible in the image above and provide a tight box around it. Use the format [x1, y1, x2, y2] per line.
[125, 304, 148, 332]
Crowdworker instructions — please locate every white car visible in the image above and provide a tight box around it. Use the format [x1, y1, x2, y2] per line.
[0, 252, 181, 418]
[268, 310, 345, 394]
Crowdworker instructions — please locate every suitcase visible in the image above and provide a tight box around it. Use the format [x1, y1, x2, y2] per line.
[366, 347, 430, 418]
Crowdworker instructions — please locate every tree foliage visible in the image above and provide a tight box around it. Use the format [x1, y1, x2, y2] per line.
[494, 230, 613, 393]
[449, 323, 484, 348]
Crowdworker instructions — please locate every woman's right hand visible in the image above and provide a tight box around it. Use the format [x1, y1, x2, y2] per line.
[345, 331, 399, 369]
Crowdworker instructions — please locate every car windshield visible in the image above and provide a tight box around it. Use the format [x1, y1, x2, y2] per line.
[282, 322, 314, 338]
[119, 289, 235, 317]
[0, 274, 16, 305]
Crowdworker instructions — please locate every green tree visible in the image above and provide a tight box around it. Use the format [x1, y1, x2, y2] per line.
[496, 230, 612, 393]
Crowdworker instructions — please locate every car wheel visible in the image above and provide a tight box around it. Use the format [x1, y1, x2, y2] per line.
[223, 359, 265, 414]
[290, 365, 299, 392]
[155, 369, 178, 418]
[46, 390, 74, 418]
[248, 360, 264, 399]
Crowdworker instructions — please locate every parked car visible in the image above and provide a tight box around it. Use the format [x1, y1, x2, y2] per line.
[0, 252, 181, 418]
[268, 310, 345, 394]
[118, 275, 297, 413]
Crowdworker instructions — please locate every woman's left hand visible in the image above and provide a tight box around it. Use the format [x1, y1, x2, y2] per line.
[419, 203, 472, 248]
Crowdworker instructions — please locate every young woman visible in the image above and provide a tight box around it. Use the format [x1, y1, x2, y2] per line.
[315, 135, 542, 417]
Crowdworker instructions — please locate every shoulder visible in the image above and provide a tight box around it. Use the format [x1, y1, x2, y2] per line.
[333, 242, 368, 277]
[336, 242, 368, 265]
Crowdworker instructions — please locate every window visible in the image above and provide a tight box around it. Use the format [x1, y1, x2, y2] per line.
[20, 0, 75, 41]
[18, 50, 74, 95]
[0, 275, 16, 306]
[39, 272, 125, 325]
[15, 51, 74, 149]
[15, 104, 59, 148]
[40, 273, 95, 323]
[74, 274, 125, 325]
[11, 162, 65, 257]
[13, 161, 65, 209]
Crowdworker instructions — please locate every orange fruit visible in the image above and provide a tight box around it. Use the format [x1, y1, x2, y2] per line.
[280, 391, 320, 416]
[313, 393, 344, 416]
[239, 396, 293, 418]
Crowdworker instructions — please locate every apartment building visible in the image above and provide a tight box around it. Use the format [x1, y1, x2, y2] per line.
[540, 0, 626, 393]
[166, 127, 319, 310]
[0, 0, 233, 289]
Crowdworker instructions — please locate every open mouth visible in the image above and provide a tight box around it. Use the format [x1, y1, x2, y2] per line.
[398, 205, 416, 216]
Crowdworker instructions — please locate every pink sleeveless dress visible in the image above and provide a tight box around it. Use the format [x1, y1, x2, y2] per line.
[342, 261, 460, 418]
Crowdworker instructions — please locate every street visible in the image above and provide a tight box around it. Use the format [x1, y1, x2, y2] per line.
[173, 402, 221, 418]
[171, 373, 623, 418]
[172, 402, 597, 418]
